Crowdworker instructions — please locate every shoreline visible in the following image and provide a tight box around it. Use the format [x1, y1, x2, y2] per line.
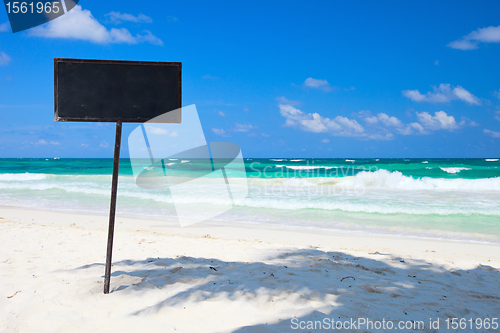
[1, 203, 499, 246]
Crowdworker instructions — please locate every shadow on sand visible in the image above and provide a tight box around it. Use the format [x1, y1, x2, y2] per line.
[75, 248, 500, 332]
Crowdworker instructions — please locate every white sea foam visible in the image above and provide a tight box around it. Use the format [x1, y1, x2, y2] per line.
[238, 197, 500, 216]
[274, 165, 337, 170]
[238, 197, 487, 215]
[0, 173, 47, 181]
[288, 166, 337, 170]
[0, 181, 106, 193]
[249, 170, 500, 191]
[0, 180, 171, 202]
[422, 161, 429, 163]
[486, 159, 499, 162]
[440, 167, 471, 174]
[270, 159, 284, 161]
[338, 169, 500, 191]
[346, 159, 355, 162]
[181, 160, 190, 163]
[290, 159, 304, 161]
[1, 170, 500, 222]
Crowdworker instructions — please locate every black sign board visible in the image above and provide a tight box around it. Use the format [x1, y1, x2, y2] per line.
[54, 58, 182, 294]
[54, 58, 181, 123]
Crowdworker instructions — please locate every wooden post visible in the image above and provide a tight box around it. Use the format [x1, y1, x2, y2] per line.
[104, 121, 123, 294]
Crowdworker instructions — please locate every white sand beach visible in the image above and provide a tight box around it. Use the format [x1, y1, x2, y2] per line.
[1, 207, 500, 332]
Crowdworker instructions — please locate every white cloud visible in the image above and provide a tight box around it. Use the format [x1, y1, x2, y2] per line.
[359, 111, 408, 138]
[379, 113, 403, 127]
[0, 22, 10, 32]
[30, 6, 163, 46]
[448, 25, 500, 50]
[212, 128, 226, 136]
[0, 52, 11, 66]
[233, 123, 256, 132]
[31, 139, 60, 146]
[402, 89, 429, 102]
[464, 26, 500, 42]
[100, 141, 109, 148]
[484, 129, 500, 138]
[397, 122, 428, 135]
[360, 110, 470, 136]
[398, 112, 477, 135]
[280, 100, 475, 139]
[416, 111, 459, 130]
[134, 30, 163, 46]
[495, 111, 500, 122]
[148, 127, 178, 136]
[148, 127, 167, 135]
[278, 102, 364, 137]
[435, 60, 439, 66]
[303, 77, 333, 92]
[447, 39, 479, 50]
[243, 106, 249, 113]
[218, 111, 225, 117]
[322, 138, 329, 143]
[459, 116, 479, 127]
[81, 143, 89, 147]
[402, 83, 481, 105]
[360, 111, 406, 130]
[364, 115, 378, 124]
[367, 133, 394, 140]
[452, 86, 482, 105]
[364, 112, 403, 127]
[105, 12, 152, 24]
[493, 89, 500, 100]
[276, 96, 300, 106]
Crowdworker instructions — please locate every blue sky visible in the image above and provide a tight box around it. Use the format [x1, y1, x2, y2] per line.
[1, 1, 500, 158]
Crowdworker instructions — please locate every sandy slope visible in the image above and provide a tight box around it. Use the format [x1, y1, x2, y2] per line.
[1, 207, 500, 332]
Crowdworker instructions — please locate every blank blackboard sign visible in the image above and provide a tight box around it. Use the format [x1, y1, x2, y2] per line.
[53, 57, 183, 294]
[54, 58, 181, 123]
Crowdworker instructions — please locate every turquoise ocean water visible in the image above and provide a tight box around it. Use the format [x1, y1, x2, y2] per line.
[1, 158, 500, 243]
